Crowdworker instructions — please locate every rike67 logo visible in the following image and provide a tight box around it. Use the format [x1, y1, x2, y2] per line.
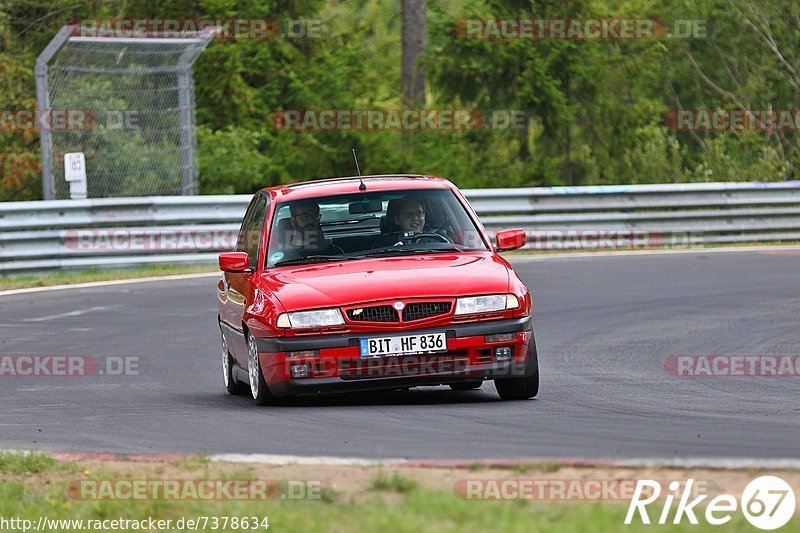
[626, 476, 796, 530]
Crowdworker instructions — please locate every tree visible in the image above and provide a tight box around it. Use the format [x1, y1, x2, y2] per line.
[402, 0, 426, 106]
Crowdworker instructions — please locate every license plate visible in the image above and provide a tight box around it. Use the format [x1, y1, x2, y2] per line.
[359, 332, 447, 358]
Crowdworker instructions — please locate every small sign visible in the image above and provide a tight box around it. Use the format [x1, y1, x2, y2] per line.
[64, 153, 86, 182]
[64, 152, 87, 199]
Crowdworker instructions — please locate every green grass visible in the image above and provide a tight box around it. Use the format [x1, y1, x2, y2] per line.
[168, 453, 212, 471]
[0, 264, 216, 291]
[1, 475, 796, 533]
[370, 471, 418, 493]
[0, 451, 64, 475]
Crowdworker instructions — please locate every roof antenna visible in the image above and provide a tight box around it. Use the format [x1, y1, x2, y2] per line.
[352, 148, 366, 190]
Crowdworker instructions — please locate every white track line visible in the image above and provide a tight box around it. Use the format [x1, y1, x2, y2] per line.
[208, 454, 800, 470]
[0, 271, 219, 297]
[21, 305, 122, 322]
[4, 449, 799, 469]
[613, 458, 800, 470]
[209, 453, 404, 467]
[509, 244, 800, 260]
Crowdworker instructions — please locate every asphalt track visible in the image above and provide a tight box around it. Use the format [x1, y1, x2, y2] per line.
[1, 249, 798, 460]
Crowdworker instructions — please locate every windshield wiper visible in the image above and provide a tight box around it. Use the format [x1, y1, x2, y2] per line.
[273, 254, 354, 267]
[356, 245, 463, 258]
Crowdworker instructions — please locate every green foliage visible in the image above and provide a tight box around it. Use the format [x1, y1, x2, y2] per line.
[1, 0, 800, 201]
[0, 17, 41, 201]
[0, 451, 60, 475]
[370, 470, 418, 493]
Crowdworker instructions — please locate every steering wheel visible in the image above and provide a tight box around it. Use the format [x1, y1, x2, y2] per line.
[409, 232, 453, 244]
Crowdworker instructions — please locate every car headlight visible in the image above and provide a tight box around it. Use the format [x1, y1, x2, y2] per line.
[276, 308, 344, 328]
[454, 294, 519, 315]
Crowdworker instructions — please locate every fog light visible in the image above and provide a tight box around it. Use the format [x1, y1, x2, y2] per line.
[494, 346, 514, 361]
[485, 333, 515, 343]
[290, 363, 311, 378]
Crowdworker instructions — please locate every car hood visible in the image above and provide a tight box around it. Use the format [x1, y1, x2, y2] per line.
[260, 252, 510, 311]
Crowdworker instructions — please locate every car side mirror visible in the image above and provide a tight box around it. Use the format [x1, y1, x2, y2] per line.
[495, 229, 527, 252]
[219, 252, 252, 273]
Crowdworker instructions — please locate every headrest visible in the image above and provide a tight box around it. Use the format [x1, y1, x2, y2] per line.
[274, 217, 293, 246]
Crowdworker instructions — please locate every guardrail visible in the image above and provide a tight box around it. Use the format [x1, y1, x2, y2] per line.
[2, 181, 800, 274]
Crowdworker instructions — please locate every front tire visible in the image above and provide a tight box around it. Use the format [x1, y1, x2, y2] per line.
[221, 332, 247, 395]
[494, 336, 539, 400]
[247, 331, 275, 406]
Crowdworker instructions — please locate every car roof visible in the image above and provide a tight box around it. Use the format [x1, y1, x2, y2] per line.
[262, 174, 453, 202]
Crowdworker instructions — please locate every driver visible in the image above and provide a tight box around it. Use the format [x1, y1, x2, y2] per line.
[374, 197, 433, 248]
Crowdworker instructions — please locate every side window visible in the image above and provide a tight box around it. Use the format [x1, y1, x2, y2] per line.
[235, 198, 258, 252]
[236, 195, 268, 268]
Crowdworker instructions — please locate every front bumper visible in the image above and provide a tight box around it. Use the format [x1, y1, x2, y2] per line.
[254, 316, 535, 397]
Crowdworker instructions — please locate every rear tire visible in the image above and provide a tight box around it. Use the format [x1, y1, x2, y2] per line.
[247, 331, 275, 406]
[221, 332, 247, 395]
[449, 381, 483, 391]
[494, 336, 539, 400]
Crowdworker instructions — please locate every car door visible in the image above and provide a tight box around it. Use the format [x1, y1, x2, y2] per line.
[223, 193, 268, 365]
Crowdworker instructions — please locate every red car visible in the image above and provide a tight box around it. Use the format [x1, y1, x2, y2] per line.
[217, 175, 538, 405]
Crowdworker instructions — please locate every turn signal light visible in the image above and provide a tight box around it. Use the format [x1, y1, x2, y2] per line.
[286, 350, 320, 360]
[485, 333, 515, 343]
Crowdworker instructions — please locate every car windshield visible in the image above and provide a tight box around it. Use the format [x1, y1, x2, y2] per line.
[265, 189, 489, 267]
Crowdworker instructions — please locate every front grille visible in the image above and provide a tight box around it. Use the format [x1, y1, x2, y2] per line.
[346, 305, 398, 323]
[402, 302, 452, 322]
